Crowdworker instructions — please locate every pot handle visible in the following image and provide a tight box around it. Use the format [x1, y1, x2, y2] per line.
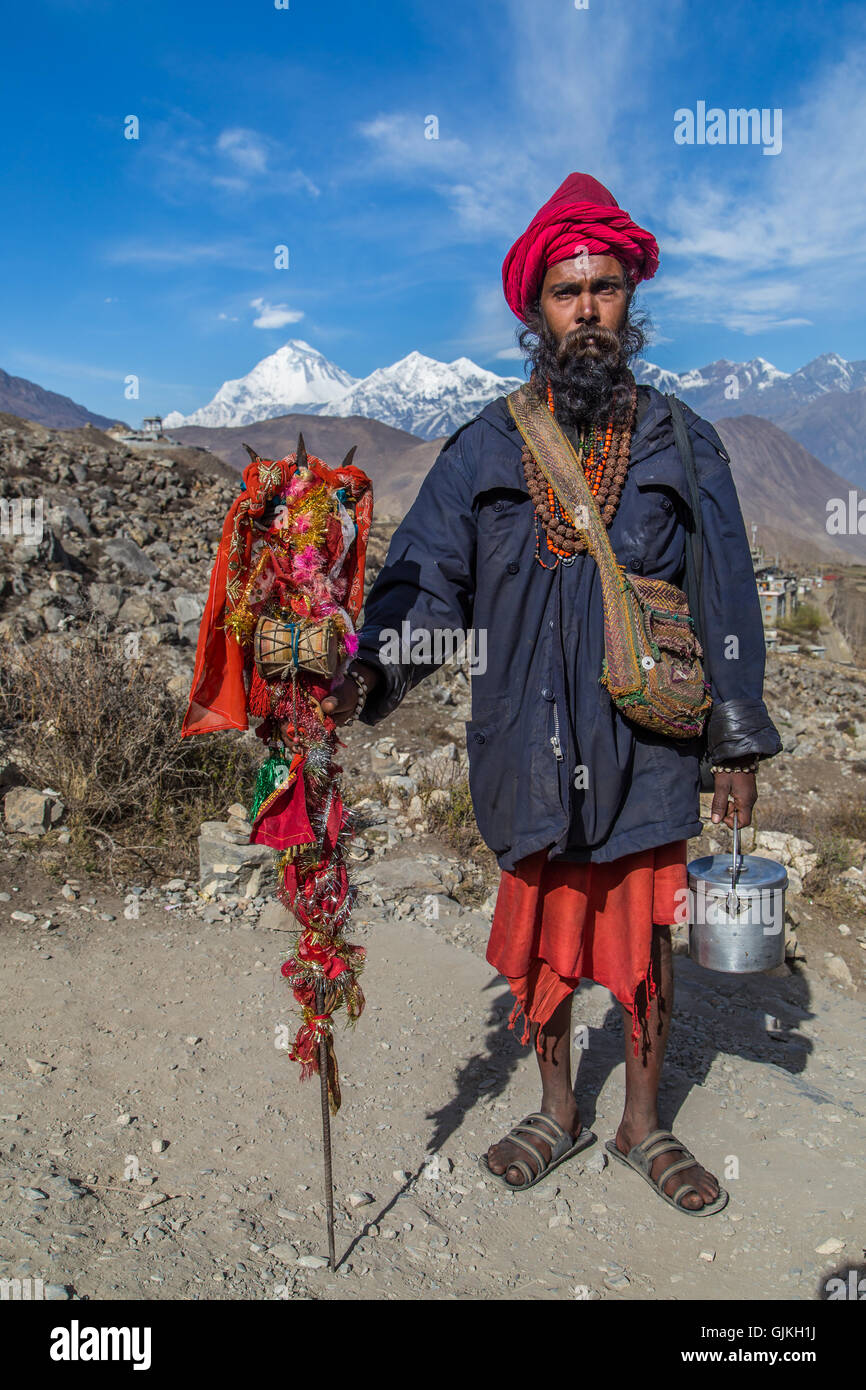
[726, 808, 742, 916]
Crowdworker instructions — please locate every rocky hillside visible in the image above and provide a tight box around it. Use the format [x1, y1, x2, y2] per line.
[1, 407, 865, 998]
[0, 413, 240, 695]
[0, 371, 121, 432]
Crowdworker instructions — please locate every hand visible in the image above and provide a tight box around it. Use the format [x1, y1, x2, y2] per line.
[710, 768, 757, 830]
[321, 660, 382, 724]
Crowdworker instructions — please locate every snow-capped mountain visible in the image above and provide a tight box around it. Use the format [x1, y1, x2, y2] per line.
[162, 337, 866, 445]
[319, 351, 523, 440]
[162, 340, 357, 430]
[634, 352, 866, 420]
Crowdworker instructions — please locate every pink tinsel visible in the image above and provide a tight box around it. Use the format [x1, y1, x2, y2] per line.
[292, 545, 324, 582]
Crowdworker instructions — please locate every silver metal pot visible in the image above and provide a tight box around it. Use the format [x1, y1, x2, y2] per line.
[687, 810, 787, 972]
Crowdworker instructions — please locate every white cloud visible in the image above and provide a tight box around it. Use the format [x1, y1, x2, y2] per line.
[353, 1, 866, 337]
[250, 296, 304, 329]
[103, 239, 255, 268]
[217, 128, 269, 173]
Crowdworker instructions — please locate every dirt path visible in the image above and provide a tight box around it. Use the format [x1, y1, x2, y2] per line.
[811, 582, 854, 664]
[1, 849, 863, 1302]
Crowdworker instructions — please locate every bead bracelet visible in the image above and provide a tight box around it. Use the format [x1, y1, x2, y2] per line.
[710, 762, 759, 774]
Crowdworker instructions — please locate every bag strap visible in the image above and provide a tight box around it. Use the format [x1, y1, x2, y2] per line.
[665, 394, 705, 649]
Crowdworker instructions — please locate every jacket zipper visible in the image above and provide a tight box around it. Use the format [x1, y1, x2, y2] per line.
[550, 698, 563, 761]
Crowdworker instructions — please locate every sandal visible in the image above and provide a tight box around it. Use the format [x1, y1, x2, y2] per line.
[604, 1130, 729, 1216]
[479, 1112, 597, 1191]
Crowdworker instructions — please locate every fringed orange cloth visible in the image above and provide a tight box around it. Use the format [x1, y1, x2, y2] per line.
[486, 840, 688, 1058]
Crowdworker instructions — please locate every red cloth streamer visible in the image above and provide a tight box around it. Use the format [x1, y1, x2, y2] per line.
[502, 171, 660, 323]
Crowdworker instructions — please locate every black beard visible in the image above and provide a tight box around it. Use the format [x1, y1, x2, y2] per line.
[519, 311, 647, 428]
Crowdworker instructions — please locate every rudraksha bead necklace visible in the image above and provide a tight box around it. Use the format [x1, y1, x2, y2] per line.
[523, 374, 637, 567]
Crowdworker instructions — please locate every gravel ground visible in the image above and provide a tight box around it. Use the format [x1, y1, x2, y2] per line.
[0, 851, 863, 1302]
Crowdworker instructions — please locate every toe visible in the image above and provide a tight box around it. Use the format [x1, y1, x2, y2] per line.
[486, 1144, 506, 1174]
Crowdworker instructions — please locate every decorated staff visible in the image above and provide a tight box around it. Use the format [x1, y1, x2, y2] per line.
[182, 434, 374, 1265]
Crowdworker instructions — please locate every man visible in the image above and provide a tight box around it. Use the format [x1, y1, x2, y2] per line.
[319, 173, 781, 1214]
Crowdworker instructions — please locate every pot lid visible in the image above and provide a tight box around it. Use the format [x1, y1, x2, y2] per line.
[687, 852, 788, 892]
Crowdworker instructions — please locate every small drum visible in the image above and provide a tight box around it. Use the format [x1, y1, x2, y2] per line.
[253, 614, 339, 680]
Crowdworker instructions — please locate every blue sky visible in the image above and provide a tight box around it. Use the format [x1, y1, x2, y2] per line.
[1, 0, 865, 423]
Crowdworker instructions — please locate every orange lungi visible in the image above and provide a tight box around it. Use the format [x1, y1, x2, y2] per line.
[486, 840, 688, 1057]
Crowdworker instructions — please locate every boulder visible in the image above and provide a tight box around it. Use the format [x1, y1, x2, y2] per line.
[87, 582, 124, 618]
[103, 538, 159, 579]
[363, 858, 450, 897]
[3, 786, 65, 835]
[197, 820, 274, 892]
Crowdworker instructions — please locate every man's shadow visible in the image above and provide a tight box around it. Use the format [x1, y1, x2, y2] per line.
[425, 957, 818, 1157]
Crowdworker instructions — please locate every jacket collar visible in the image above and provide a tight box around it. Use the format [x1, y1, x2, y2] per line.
[471, 384, 694, 503]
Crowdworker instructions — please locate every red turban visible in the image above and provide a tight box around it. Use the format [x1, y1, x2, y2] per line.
[502, 172, 660, 323]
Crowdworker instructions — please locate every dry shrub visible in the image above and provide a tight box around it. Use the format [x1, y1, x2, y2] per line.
[0, 621, 261, 882]
[415, 758, 486, 857]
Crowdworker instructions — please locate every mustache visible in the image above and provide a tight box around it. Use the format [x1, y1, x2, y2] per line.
[554, 322, 623, 367]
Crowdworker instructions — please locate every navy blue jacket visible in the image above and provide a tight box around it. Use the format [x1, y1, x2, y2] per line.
[355, 385, 782, 872]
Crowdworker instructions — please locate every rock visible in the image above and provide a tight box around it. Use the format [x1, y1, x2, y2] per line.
[137, 1193, 168, 1211]
[43, 1175, 86, 1201]
[258, 898, 296, 932]
[103, 537, 159, 578]
[699, 1249, 716, 1262]
[421, 1154, 453, 1180]
[151, 1139, 168, 1154]
[10, 911, 37, 924]
[115, 1113, 133, 1126]
[47, 499, 92, 536]
[88, 582, 124, 618]
[815, 1237, 844, 1256]
[198, 820, 273, 892]
[173, 592, 205, 627]
[26, 1059, 54, 1076]
[380, 774, 417, 793]
[582, 1149, 608, 1175]
[43, 1284, 71, 1300]
[548, 1198, 572, 1230]
[603, 1272, 630, 1290]
[267, 1242, 299, 1264]
[346, 1191, 374, 1208]
[20, 1187, 48, 1201]
[4, 787, 64, 836]
[826, 955, 854, 988]
[297, 1254, 330, 1270]
[367, 859, 449, 898]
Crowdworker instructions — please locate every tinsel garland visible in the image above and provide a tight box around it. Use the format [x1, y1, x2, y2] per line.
[219, 439, 373, 1115]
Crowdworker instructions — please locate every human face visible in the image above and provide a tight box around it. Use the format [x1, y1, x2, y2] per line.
[538, 254, 629, 347]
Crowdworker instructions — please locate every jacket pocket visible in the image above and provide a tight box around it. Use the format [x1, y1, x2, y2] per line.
[464, 694, 516, 854]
